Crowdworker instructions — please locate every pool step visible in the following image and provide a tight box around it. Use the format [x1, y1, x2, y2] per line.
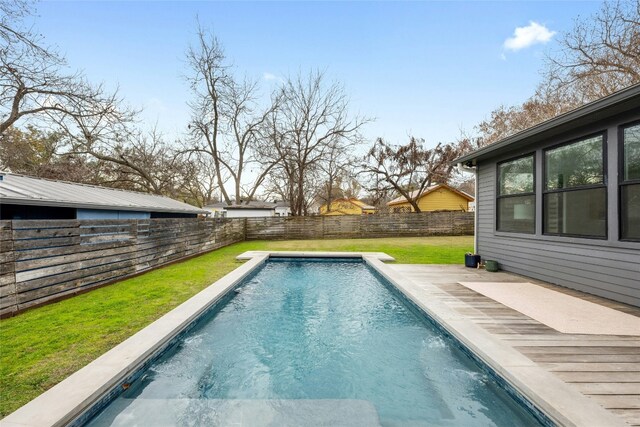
[88, 398, 382, 426]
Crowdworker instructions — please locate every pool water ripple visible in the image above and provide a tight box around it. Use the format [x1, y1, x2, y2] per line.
[87, 259, 543, 426]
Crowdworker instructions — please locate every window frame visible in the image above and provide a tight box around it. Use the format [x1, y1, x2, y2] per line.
[495, 152, 536, 234]
[542, 131, 608, 240]
[618, 120, 640, 242]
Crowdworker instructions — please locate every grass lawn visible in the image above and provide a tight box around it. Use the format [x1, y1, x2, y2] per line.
[0, 236, 472, 416]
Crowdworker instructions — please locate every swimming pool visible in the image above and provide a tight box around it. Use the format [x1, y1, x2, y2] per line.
[84, 257, 545, 426]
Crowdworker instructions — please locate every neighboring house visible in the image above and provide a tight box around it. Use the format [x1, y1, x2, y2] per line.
[319, 198, 376, 215]
[274, 201, 292, 217]
[0, 172, 207, 219]
[224, 201, 276, 218]
[455, 83, 640, 307]
[387, 183, 474, 213]
[203, 202, 228, 218]
[467, 201, 476, 212]
[212, 201, 292, 218]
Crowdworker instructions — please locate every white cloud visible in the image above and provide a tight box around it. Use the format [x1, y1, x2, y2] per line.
[504, 21, 555, 51]
[263, 72, 277, 81]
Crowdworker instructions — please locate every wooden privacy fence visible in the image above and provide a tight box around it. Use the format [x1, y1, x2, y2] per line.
[245, 211, 474, 240]
[0, 218, 245, 316]
[0, 211, 473, 316]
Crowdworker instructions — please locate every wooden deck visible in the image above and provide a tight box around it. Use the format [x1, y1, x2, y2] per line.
[388, 264, 640, 426]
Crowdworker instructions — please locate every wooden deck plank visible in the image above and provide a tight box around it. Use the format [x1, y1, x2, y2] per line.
[506, 339, 640, 346]
[516, 346, 640, 355]
[526, 354, 640, 363]
[388, 263, 640, 426]
[572, 383, 640, 395]
[590, 395, 640, 409]
[542, 363, 640, 372]
[555, 371, 640, 383]
[609, 408, 640, 425]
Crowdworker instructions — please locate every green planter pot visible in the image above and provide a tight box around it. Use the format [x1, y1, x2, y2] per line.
[485, 260, 499, 272]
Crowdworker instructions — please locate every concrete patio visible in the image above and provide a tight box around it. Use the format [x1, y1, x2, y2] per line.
[387, 264, 640, 427]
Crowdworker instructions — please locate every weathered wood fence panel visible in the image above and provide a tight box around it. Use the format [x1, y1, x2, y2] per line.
[0, 218, 245, 316]
[0, 211, 473, 316]
[245, 211, 474, 240]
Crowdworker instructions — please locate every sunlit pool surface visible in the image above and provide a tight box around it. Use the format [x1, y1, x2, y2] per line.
[87, 258, 544, 426]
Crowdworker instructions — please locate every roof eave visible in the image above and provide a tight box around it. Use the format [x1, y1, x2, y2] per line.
[224, 206, 275, 210]
[454, 83, 640, 165]
[0, 197, 207, 214]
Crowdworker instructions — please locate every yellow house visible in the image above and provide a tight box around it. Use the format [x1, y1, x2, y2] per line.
[320, 198, 377, 215]
[387, 184, 474, 213]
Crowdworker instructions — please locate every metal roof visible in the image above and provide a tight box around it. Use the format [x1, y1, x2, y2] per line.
[224, 201, 277, 210]
[204, 201, 291, 210]
[0, 172, 207, 214]
[455, 83, 640, 166]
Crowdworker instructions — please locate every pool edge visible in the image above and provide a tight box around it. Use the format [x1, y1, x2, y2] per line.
[1, 255, 269, 427]
[362, 256, 627, 427]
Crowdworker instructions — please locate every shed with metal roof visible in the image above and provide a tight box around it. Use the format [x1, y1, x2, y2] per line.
[0, 172, 206, 220]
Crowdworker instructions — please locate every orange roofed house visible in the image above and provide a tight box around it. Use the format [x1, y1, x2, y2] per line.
[319, 198, 377, 215]
[387, 183, 474, 213]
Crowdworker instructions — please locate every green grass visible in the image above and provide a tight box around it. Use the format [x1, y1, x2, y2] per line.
[0, 236, 472, 416]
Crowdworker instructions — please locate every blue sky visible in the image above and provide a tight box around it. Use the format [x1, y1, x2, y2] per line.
[35, 1, 603, 147]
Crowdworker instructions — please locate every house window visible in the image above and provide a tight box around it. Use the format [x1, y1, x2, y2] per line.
[620, 122, 640, 241]
[543, 134, 606, 238]
[497, 154, 535, 233]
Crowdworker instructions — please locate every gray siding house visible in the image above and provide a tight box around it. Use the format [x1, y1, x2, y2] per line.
[456, 84, 640, 307]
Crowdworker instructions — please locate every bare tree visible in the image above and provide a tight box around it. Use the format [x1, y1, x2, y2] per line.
[543, 0, 640, 103]
[65, 118, 184, 195]
[470, 1, 639, 148]
[1, 122, 215, 205]
[186, 24, 282, 205]
[0, 125, 101, 182]
[264, 71, 368, 216]
[0, 1, 130, 135]
[361, 137, 466, 213]
[176, 150, 220, 207]
[224, 79, 282, 202]
[314, 139, 357, 212]
[185, 25, 232, 203]
[474, 95, 574, 147]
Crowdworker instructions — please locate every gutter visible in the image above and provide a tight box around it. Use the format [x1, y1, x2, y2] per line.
[455, 83, 640, 165]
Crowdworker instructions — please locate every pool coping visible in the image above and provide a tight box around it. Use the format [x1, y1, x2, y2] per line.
[2, 252, 624, 427]
[362, 256, 627, 427]
[2, 255, 272, 427]
[236, 250, 396, 262]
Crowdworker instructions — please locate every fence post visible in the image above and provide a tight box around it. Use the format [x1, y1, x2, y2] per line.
[0, 220, 17, 316]
[243, 218, 248, 241]
[131, 219, 139, 266]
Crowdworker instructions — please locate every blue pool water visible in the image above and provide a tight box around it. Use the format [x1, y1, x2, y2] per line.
[87, 258, 544, 426]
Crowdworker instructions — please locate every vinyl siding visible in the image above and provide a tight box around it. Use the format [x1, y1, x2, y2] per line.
[476, 112, 640, 307]
[418, 189, 469, 211]
[392, 188, 471, 212]
[320, 199, 364, 215]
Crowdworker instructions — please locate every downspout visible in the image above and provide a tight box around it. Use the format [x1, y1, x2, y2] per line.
[457, 162, 478, 254]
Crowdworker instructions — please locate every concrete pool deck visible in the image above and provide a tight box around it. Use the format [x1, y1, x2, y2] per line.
[2, 252, 636, 426]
